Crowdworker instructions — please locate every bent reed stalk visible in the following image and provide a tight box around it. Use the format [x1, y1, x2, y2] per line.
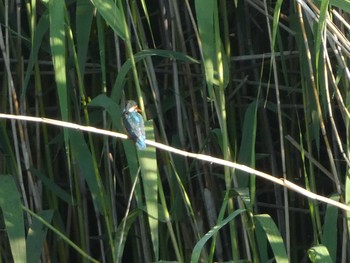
[1, 113, 349, 212]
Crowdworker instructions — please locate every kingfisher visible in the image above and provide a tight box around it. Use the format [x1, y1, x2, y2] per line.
[122, 100, 146, 150]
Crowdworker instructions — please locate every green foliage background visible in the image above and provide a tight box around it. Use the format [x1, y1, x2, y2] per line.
[0, 0, 349, 262]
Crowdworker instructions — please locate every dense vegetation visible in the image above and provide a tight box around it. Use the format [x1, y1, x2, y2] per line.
[0, 0, 350, 262]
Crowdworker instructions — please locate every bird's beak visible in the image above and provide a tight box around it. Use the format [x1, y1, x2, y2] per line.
[128, 105, 142, 113]
[134, 105, 142, 112]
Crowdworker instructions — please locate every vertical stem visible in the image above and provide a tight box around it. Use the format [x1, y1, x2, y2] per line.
[118, 0, 145, 115]
[213, 0, 239, 259]
[264, 0, 289, 257]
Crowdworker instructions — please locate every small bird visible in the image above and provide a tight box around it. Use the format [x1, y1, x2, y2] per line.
[122, 100, 146, 150]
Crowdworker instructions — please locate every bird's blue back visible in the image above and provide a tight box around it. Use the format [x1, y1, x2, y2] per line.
[122, 110, 146, 150]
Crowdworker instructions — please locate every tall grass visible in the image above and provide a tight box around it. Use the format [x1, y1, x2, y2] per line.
[0, 0, 350, 262]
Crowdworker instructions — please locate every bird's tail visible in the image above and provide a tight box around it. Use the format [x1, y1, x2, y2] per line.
[136, 137, 146, 150]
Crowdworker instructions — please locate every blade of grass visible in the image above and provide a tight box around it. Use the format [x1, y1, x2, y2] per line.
[26, 210, 54, 263]
[322, 0, 350, 13]
[236, 100, 259, 187]
[321, 194, 339, 262]
[0, 175, 26, 263]
[190, 208, 245, 263]
[235, 99, 260, 260]
[308, 245, 333, 263]
[76, 0, 94, 77]
[70, 129, 115, 262]
[22, 11, 49, 98]
[90, 0, 126, 39]
[194, 0, 214, 97]
[256, 218, 268, 263]
[115, 209, 142, 262]
[22, 206, 99, 263]
[111, 49, 198, 103]
[31, 167, 74, 205]
[269, 0, 289, 257]
[49, 0, 68, 121]
[138, 120, 159, 261]
[346, 173, 350, 255]
[0, 121, 17, 171]
[69, 130, 107, 214]
[254, 214, 288, 263]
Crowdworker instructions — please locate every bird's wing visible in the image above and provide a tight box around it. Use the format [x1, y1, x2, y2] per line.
[123, 112, 145, 139]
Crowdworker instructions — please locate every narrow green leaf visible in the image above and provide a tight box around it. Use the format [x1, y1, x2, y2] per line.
[314, 0, 350, 14]
[89, 94, 122, 130]
[22, 11, 50, 98]
[90, 0, 126, 39]
[210, 128, 223, 152]
[0, 175, 26, 263]
[236, 100, 258, 187]
[69, 130, 106, 214]
[138, 120, 159, 260]
[321, 195, 339, 262]
[26, 210, 54, 263]
[271, 0, 283, 49]
[314, 0, 328, 72]
[308, 245, 333, 263]
[0, 122, 17, 171]
[76, 0, 95, 77]
[111, 49, 198, 102]
[194, 0, 215, 97]
[115, 209, 142, 262]
[256, 220, 268, 263]
[254, 214, 288, 263]
[136, 49, 199, 63]
[49, 0, 68, 121]
[190, 209, 245, 263]
[31, 168, 74, 205]
[139, 0, 156, 46]
[23, 206, 99, 263]
[346, 173, 350, 250]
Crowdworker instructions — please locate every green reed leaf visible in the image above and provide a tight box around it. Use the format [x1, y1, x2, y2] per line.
[0, 175, 26, 263]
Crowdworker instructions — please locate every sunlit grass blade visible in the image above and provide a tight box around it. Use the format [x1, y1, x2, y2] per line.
[138, 120, 159, 260]
[0, 175, 26, 263]
[308, 245, 332, 263]
[321, 0, 350, 13]
[254, 214, 288, 263]
[90, 0, 126, 39]
[49, 0, 68, 121]
[256, 218, 269, 263]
